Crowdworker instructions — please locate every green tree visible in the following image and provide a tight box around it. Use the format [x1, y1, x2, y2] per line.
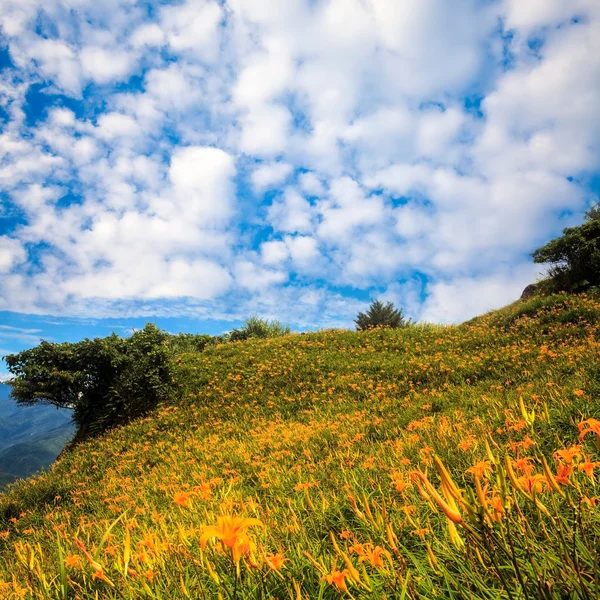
[354, 300, 410, 331]
[532, 205, 600, 292]
[4, 324, 175, 444]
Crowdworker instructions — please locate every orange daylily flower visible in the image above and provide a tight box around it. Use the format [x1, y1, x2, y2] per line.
[358, 545, 387, 569]
[145, 569, 157, 583]
[73, 537, 114, 586]
[348, 543, 365, 556]
[517, 474, 546, 495]
[200, 515, 262, 564]
[264, 552, 287, 572]
[466, 460, 493, 479]
[322, 567, 349, 592]
[410, 471, 463, 524]
[64, 554, 81, 568]
[555, 463, 573, 486]
[554, 445, 582, 465]
[579, 418, 600, 442]
[513, 458, 534, 476]
[390, 471, 411, 493]
[411, 527, 429, 539]
[173, 492, 192, 508]
[578, 461, 599, 479]
[489, 495, 504, 522]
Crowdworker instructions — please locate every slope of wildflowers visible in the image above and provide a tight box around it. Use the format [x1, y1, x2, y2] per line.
[1, 293, 599, 599]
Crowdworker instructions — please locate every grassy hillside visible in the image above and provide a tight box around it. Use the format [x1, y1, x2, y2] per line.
[0, 293, 599, 598]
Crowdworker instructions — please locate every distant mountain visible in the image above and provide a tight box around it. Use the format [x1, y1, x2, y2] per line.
[0, 383, 74, 490]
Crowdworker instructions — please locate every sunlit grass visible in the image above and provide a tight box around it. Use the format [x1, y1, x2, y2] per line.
[0, 292, 599, 598]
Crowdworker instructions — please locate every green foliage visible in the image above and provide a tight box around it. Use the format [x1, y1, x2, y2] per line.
[532, 205, 600, 292]
[224, 316, 291, 342]
[354, 299, 410, 330]
[170, 333, 215, 353]
[4, 324, 175, 445]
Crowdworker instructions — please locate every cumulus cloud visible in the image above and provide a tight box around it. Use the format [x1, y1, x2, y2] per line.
[80, 46, 134, 84]
[169, 146, 236, 223]
[0, 237, 26, 273]
[0, 0, 598, 326]
[420, 263, 545, 324]
[251, 162, 293, 191]
[268, 188, 314, 234]
[95, 113, 139, 140]
[160, 0, 223, 59]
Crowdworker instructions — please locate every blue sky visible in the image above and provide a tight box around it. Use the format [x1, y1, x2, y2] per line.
[1, 0, 599, 374]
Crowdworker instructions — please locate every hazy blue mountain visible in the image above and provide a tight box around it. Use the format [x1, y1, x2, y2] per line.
[0, 383, 74, 489]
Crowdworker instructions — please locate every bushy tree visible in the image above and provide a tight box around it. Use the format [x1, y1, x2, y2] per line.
[532, 205, 600, 292]
[224, 316, 291, 342]
[4, 324, 175, 444]
[354, 300, 410, 330]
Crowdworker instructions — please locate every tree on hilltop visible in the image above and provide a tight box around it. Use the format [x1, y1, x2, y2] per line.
[4, 324, 175, 445]
[354, 299, 410, 331]
[531, 203, 600, 292]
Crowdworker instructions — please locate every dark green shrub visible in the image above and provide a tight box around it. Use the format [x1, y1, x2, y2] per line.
[171, 333, 215, 353]
[354, 300, 410, 331]
[224, 316, 291, 342]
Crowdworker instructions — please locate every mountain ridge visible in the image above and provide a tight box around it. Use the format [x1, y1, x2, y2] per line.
[0, 382, 74, 489]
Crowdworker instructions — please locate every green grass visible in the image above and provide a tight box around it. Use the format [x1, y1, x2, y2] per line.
[0, 293, 599, 599]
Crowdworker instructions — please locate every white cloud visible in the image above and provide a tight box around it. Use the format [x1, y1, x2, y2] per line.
[131, 23, 166, 48]
[268, 188, 313, 234]
[234, 260, 287, 291]
[238, 104, 292, 157]
[0, 0, 598, 325]
[261, 240, 289, 265]
[420, 263, 544, 324]
[168, 146, 236, 223]
[318, 177, 385, 242]
[342, 106, 414, 167]
[284, 235, 320, 269]
[251, 162, 293, 191]
[0, 237, 26, 273]
[66, 257, 232, 300]
[96, 113, 139, 140]
[476, 17, 600, 177]
[160, 0, 223, 60]
[232, 36, 293, 108]
[144, 64, 204, 113]
[502, 0, 600, 32]
[80, 46, 134, 84]
[417, 106, 466, 158]
[48, 108, 76, 127]
[298, 172, 325, 197]
[394, 203, 434, 239]
[28, 38, 82, 93]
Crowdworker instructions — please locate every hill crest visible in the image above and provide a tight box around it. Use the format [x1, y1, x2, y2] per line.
[0, 293, 599, 598]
